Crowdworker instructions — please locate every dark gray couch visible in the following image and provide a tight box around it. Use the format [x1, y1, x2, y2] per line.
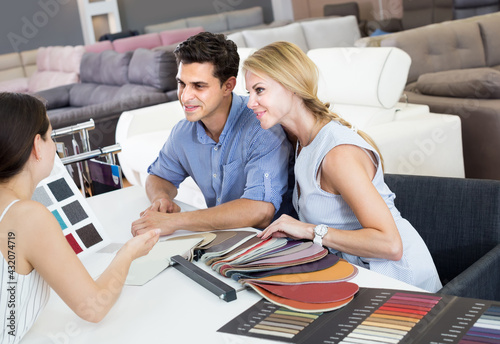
[37, 46, 178, 150]
[357, 12, 500, 180]
[385, 174, 500, 301]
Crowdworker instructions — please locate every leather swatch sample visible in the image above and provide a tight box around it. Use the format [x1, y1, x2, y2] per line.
[205, 236, 263, 266]
[201, 230, 239, 250]
[205, 231, 256, 254]
[125, 237, 203, 286]
[249, 284, 355, 313]
[243, 259, 358, 285]
[231, 253, 340, 280]
[166, 232, 216, 248]
[246, 280, 359, 303]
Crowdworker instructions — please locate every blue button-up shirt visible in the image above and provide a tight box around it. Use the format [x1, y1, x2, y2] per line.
[148, 94, 292, 213]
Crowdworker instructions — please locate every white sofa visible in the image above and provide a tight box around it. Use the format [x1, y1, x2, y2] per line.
[227, 16, 361, 52]
[116, 47, 464, 209]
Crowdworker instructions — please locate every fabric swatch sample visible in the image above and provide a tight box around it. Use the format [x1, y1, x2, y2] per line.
[76, 223, 103, 248]
[62, 200, 88, 225]
[32, 186, 53, 207]
[65, 233, 83, 254]
[48, 178, 74, 202]
[51, 209, 67, 230]
[126, 237, 203, 286]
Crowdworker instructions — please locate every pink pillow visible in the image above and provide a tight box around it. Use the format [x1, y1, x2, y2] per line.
[0, 78, 29, 93]
[36, 46, 85, 73]
[159, 27, 204, 46]
[85, 41, 114, 53]
[113, 33, 162, 53]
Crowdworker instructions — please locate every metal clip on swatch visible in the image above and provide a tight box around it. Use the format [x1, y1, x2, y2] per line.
[170, 255, 237, 302]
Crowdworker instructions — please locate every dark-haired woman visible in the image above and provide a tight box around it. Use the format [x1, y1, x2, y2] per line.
[0, 92, 160, 343]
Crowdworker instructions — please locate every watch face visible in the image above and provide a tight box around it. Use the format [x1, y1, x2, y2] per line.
[315, 224, 328, 237]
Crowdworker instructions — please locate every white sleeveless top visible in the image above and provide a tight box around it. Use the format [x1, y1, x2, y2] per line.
[294, 121, 442, 292]
[0, 200, 50, 344]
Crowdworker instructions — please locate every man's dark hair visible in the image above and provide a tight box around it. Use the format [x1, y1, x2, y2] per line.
[174, 32, 239, 86]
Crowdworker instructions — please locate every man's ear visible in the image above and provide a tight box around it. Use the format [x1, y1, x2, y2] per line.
[223, 76, 237, 95]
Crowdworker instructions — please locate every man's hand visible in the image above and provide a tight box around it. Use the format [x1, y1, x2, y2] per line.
[131, 209, 180, 237]
[139, 197, 181, 217]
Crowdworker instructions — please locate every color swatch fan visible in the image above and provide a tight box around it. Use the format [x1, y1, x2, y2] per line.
[31, 155, 110, 258]
[198, 230, 359, 314]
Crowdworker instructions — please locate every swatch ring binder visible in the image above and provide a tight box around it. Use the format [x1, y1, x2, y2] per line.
[170, 255, 237, 302]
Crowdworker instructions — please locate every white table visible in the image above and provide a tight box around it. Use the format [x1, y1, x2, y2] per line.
[22, 186, 423, 343]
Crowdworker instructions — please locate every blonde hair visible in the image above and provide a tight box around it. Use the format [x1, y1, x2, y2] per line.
[243, 41, 384, 169]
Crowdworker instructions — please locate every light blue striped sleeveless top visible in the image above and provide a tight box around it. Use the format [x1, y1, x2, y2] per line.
[293, 121, 442, 292]
[1, 200, 50, 343]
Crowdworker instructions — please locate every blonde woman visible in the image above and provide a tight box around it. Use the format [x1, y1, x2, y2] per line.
[244, 42, 441, 292]
[0, 93, 160, 343]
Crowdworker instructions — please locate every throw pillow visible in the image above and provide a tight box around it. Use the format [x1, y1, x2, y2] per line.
[416, 68, 500, 99]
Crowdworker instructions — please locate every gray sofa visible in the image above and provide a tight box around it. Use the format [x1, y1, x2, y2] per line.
[385, 174, 500, 301]
[144, 6, 290, 35]
[357, 12, 500, 180]
[37, 47, 178, 150]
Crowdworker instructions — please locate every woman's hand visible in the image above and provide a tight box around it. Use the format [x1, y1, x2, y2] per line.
[122, 228, 160, 260]
[257, 214, 314, 241]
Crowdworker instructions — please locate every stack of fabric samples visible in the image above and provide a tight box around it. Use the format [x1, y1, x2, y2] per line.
[199, 230, 359, 313]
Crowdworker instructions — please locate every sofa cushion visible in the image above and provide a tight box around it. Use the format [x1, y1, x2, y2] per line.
[242, 23, 309, 52]
[145, 18, 188, 34]
[226, 6, 263, 31]
[234, 48, 257, 96]
[20, 49, 38, 77]
[85, 40, 114, 53]
[415, 68, 500, 99]
[113, 33, 162, 53]
[0, 52, 25, 81]
[80, 50, 132, 86]
[227, 32, 247, 47]
[381, 20, 486, 83]
[300, 16, 361, 49]
[28, 71, 79, 93]
[128, 48, 177, 91]
[69, 83, 164, 108]
[159, 27, 204, 46]
[186, 13, 227, 32]
[69, 84, 122, 107]
[36, 84, 72, 109]
[478, 14, 500, 67]
[308, 47, 411, 109]
[114, 84, 165, 98]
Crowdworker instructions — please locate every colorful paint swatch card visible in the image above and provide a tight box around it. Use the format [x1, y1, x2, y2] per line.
[219, 288, 500, 344]
[32, 155, 110, 259]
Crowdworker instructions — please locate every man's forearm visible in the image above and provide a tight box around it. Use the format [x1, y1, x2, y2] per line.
[145, 174, 178, 203]
[176, 198, 275, 231]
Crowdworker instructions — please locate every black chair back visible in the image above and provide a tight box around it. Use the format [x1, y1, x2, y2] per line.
[385, 174, 500, 285]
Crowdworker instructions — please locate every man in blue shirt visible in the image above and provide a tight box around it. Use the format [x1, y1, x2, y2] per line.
[131, 32, 292, 237]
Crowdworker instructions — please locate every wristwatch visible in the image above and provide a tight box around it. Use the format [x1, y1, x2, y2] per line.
[313, 224, 329, 246]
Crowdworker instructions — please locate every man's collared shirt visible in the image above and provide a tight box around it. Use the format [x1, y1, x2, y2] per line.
[148, 94, 292, 213]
